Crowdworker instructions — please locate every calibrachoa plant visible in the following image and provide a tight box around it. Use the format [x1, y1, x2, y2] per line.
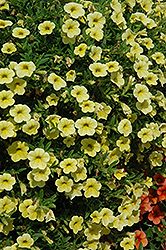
[0, 0, 166, 249]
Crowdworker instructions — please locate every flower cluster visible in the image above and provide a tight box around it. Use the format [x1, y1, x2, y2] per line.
[0, 0, 166, 249]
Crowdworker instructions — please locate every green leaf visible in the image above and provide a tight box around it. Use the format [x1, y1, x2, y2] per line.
[139, 242, 143, 250]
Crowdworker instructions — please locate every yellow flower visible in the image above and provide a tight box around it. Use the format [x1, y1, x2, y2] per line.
[0, 1, 9, 10]
[19, 199, 33, 218]
[0, 120, 14, 139]
[60, 158, 77, 174]
[140, 0, 153, 12]
[64, 2, 85, 19]
[133, 183, 143, 198]
[62, 19, 80, 38]
[46, 93, 59, 106]
[71, 165, 87, 182]
[149, 151, 163, 167]
[84, 223, 101, 241]
[81, 138, 101, 157]
[74, 43, 87, 57]
[118, 119, 132, 137]
[48, 73, 66, 91]
[152, 52, 165, 64]
[69, 216, 84, 234]
[89, 63, 108, 77]
[137, 127, 153, 143]
[71, 85, 89, 102]
[45, 209, 56, 223]
[133, 12, 149, 25]
[15, 61, 36, 78]
[0, 90, 15, 109]
[0, 173, 16, 191]
[1, 42, 17, 54]
[106, 61, 119, 73]
[95, 102, 112, 120]
[66, 70, 76, 82]
[61, 31, 76, 44]
[17, 233, 34, 249]
[0, 196, 16, 214]
[38, 21, 55, 35]
[63, 136, 75, 147]
[106, 148, 121, 165]
[31, 167, 51, 181]
[111, 10, 124, 25]
[146, 72, 158, 85]
[142, 38, 154, 49]
[27, 171, 45, 188]
[120, 237, 134, 250]
[100, 208, 114, 226]
[89, 27, 104, 41]
[9, 104, 31, 123]
[87, 12, 106, 28]
[12, 27, 30, 39]
[28, 148, 50, 170]
[55, 176, 73, 192]
[7, 141, 29, 162]
[89, 46, 102, 62]
[114, 169, 127, 180]
[133, 84, 151, 102]
[79, 100, 95, 113]
[134, 60, 149, 78]
[0, 68, 15, 84]
[6, 77, 27, 95]
[146, 18, 157, 29]
[65, 183, 83, 199]
[110, 0, 122, 11]
[75, 117, 97, 136]
[83, 178, 101, 198]
[118, 204, 133, 216]
[122, 28, 136, 45]
[136, 99, 152, 114]
[90, 211, 102, 224]
[0, 19, 13, 28]
[116, 136, 130, 152]
[58, 118, 75, 137]
[113, 213, 127, 231]
[83, 240, 99, 250]
[111, 71, 125, 88]
[22, 119, 40, 135]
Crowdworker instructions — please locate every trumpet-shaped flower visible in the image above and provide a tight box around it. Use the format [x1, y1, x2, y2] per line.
[81, 138, 101, 157]
[100, 208, 114, 226]
[22, 119, 40, 135]
[17, 233, 34, 248]
[15, 61, 36, 78]
[122, 28, 136, 45]
[62, 19, 80, 38]
[89, 46, 102, 62]
[55, 176, 73, 192]
[83, 178, 101, 198]
[0, 19, 13, 28]
[89, 63, 108, 77]
[146, 72, 158, 86]
[48, 73, 66, 91]
[46, 93, 59, 106]
[1, 42, 17, 54]
[106, 61, 119, 73]
[87, 12, 106, 28]
[12, 27, 30, 39]
[0, 196, 16, 214]
[133, 84, 151, 103]
[151, 52, 165, 64]
[0, 120, 14, 139]
[118, 119, 132, 137]
[38, 21, 55, 35]
[60, 158, 77, 174]
[27, 171, 45, 188]
[84, 223, 101, 241]
[71, 165, 87, 182]
[74, 43, 87, 57]
[0, 90, 15, 108]
[116, 136, 130, 152]
[149, 151, 163, 167]
[19, 199, 33, 218]
[0, 68, 15, 84]
[0, 173, 16, 191]
[69, 216, 83, 234]
[89, 27, 103, 41]
[28, 148, 50, 170]
[9, 104, 31, 123]
[113, 213, 127, 231]
[75, 117, 97, 136]
[137, 127, 153, 143]
[79, 100, 95, 113]
[58, 118, 75, 137]
[71, 85, 89, 102]
[142, 38, 154, 49]
[134, 61, 149, 78]
[66, 70, 76, 82]
[65, 183, 83, 199]
[136, 99, 152, 114]
[31, 167, 51, 182]
[64, 2, 85, 19]
[90, 211, 102, 224]
[120, 237, 135, 250]
[6, 77, 27, 95]
[7, 141, 29, 162]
